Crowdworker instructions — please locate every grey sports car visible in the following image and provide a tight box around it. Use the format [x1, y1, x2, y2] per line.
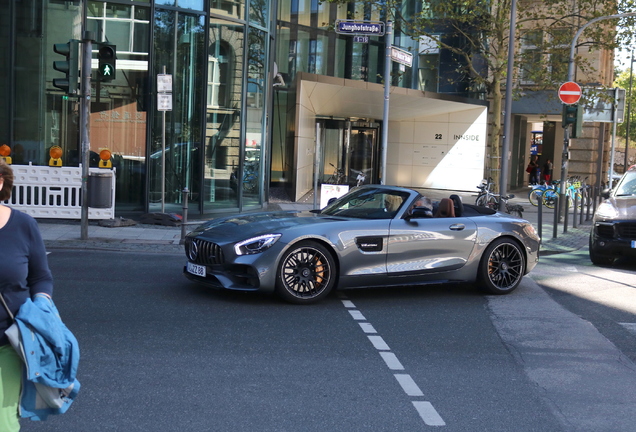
[184, 185, 540, 304]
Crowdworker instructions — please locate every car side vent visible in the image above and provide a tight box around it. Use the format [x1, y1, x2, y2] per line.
[185, 238, 225, 265]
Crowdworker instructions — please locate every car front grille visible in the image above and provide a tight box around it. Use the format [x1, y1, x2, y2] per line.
[596, 222, 636, 239]
[617, 222, 636, 239]
[185, 237, 225, 265]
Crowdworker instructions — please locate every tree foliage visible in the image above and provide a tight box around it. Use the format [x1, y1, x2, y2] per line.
[615, 67, 636, 146]
[324, 0, 636, 188]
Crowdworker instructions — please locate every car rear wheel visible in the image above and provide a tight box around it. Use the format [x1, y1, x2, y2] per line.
[478, 238, 525, 294]
[275, 241, 336, 304]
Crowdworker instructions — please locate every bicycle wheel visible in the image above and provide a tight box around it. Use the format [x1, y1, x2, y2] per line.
[542, 189, 558, 209]
[475, 193, 488, 206]
[528, 188, 543, 206]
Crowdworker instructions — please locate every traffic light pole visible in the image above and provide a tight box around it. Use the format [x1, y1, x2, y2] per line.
[80, 32, 94, 240]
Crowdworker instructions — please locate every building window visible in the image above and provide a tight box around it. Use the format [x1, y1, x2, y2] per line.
[520, 30, 543, 84]
[548, 28, 570, 83]
[418, 35, 439, 92]
[207, 44, 230, 108]
[87, 2, 150, 56]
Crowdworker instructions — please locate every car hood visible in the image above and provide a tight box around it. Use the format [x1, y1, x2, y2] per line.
[188, 211, 342, 242]
[606, 196, 636, 218]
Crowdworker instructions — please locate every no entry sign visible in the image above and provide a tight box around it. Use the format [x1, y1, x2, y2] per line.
[558, 81, 582, 105]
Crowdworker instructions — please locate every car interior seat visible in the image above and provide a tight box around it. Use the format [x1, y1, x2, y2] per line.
[449, 194, 463, 217]
[434, 198, 455, 218]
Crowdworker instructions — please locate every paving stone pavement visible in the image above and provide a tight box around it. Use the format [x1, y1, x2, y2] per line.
[38, 187, 592, 256]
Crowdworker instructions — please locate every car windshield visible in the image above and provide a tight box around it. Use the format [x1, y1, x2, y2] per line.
[615, 170, 636, 196]
[321, 187, 410, 219]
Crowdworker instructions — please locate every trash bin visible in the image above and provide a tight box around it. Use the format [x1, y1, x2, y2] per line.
[88, 171, 113, 208]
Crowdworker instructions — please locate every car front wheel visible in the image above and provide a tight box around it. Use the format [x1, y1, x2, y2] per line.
[275, 241, 337, 304]
[478, 238, 526, 294]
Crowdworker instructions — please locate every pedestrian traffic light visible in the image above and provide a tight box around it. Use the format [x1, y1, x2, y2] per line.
[53, 40, 79, 95]
[562, 104, 583, 138]
[97, 43, 116, 81]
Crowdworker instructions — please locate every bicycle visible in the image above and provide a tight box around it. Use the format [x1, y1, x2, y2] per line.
[542, 176, 588, 209]
[325, 163, 346, 185]
[475, 178, 523, 217]
[475, 177, 496, 207]
[527, 181, 557, 206]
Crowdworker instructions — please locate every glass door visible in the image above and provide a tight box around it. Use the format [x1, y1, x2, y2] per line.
[318, 119, 380, 187]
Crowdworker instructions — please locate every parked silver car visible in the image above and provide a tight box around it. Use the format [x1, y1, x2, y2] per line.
[184, 185, 540, 304]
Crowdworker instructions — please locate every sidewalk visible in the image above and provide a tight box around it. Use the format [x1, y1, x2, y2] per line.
[38, 187, 592, 256]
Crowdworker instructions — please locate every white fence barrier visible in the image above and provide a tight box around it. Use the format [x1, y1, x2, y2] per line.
[4, 163, 115, 220]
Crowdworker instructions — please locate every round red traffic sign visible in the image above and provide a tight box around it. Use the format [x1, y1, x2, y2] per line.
[558, 81, 582, 105]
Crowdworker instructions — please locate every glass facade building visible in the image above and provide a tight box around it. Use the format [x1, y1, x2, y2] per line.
[1, 0, 488, 216]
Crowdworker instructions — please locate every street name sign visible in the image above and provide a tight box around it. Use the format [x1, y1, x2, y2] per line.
[558, 81, 582, 105]
[335, 20, 385, 36]
[390, 47, 413, 67]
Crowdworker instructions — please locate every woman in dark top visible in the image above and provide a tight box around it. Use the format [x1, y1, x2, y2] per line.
[0, 159, 54, 431]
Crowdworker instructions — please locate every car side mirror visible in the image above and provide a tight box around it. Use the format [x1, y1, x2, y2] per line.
[601, 188, 611, 199]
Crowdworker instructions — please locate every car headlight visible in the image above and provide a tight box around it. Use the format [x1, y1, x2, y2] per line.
[234, 234, 282, 256]
[595, 202, 619, 220]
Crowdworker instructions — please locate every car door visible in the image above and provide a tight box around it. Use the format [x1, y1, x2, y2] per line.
[334, 218, 392, 280]
[386, 215, 477, 277]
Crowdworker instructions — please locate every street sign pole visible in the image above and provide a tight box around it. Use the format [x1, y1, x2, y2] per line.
[381, 21, 392, 185]
[80, 31, 94, 240]
[157, 67, 173, 213]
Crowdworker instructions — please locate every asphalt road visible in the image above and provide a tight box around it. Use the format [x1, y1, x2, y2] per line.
[19, 248, 636, 432]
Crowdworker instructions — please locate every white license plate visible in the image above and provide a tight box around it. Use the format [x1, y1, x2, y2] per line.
[187, 262, 206, 277]
[632, 241, 636, 249]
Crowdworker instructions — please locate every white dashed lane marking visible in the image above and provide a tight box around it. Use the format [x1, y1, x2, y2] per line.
[368, 335, 390, 350]
[413, 401, 446, 426]
[340, 298, 446, 427]
[380, 352, 404, 370]
[395, 373, 424, 396]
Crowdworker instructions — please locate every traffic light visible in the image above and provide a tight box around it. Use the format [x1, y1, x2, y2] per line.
[97, 43, 116, 81]
[53, 40, 79, 95]
[562, 104, 583, 138]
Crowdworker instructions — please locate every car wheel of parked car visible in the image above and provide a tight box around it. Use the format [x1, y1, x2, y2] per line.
[478, 237, 526, 294]
[275, 241, 337, 304]
[588, 236, 615, 266]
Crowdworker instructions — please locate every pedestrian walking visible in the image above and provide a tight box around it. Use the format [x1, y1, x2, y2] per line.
[543, 159, 553, 184]
[526, 155, 539, 185]
[0, 159, 54, 431]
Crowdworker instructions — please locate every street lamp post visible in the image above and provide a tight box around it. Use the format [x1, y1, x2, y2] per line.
[624, 51, 634, 171]
[500, 0, 517, 209]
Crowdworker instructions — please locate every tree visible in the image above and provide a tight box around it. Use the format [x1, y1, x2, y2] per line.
[325, 0, 636, 190]
[615, 67, 636, 148]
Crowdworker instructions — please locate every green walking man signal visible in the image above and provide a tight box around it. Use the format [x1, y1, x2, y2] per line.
[97, 43, 116, 81]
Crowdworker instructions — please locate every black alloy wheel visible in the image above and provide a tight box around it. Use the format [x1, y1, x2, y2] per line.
[478, 238, 526, 294]
[275, 241, 336, 304]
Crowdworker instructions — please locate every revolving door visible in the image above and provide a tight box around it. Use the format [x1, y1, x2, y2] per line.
[317, 119, 380, 187]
